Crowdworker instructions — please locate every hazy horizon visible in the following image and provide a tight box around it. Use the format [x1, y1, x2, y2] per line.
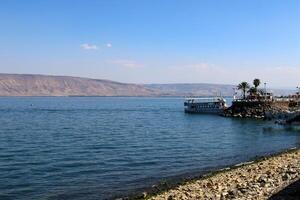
[1, 0, 300, 88]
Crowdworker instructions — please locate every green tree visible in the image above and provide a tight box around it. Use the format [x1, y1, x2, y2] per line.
[253, 78, 261, 93]
[238, 82, 250, 99]
[248, 87, 256, 95]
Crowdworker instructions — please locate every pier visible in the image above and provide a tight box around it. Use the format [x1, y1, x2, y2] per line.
[222, 80, 300, 123]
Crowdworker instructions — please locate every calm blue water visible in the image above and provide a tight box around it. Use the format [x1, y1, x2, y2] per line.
[0, 97, 299, 200]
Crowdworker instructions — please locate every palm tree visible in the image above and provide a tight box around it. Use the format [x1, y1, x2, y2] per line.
[238, 82, 250, 99]
[247, 87, 256, 95]
[253, 78, 261, 93]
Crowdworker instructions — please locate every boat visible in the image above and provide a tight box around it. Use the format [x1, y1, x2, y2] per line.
[184, 97, 227, 114]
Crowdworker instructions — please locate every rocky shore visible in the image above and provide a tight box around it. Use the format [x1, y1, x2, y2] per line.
[143, 148, 300, 200]
[222, 101, 269, 118]
[223, 100, 300, 121]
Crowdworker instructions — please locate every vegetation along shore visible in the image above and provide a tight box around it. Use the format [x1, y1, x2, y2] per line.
[129, 148, 300, 200]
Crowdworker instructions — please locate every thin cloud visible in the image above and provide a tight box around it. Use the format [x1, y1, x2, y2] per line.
[184, 63, 219, 71]
[80, 43, 98, 50]
[108, 59, 142, 68]
[106, 43, 112, 48]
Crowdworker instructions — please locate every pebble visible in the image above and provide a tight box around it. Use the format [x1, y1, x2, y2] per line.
[148, 149, 300, 200]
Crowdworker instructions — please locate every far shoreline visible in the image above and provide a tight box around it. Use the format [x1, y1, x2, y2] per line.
[0, 95, 234, 97]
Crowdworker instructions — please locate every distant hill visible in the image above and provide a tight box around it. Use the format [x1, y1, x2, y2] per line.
[0, 74, 160, 96]
[144, 83, 294, 97]
[0, 74, 294, 97]
[144, 83, 235, 96]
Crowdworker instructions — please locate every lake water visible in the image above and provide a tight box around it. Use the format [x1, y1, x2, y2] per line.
[0, 97, 299, 200]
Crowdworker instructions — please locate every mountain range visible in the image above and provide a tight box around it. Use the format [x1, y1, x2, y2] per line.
[0, 74, 159, 96]
[0, 73, 293, 97]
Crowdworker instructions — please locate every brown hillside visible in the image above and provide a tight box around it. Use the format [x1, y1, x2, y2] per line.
[0, 74, 159, 96]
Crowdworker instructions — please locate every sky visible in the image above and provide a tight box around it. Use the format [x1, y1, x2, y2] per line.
[0, 0, 300, 88]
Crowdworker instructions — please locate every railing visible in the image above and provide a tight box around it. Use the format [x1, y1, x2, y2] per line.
[184, 97, 225, 103]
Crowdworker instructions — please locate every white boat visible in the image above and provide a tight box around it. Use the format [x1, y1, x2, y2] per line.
[184, 97, 227, 114]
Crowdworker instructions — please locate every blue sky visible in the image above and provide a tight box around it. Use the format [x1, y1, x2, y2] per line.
[0, 0, 300, 88]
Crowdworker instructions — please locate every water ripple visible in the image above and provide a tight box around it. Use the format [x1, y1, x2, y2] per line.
[0, 97, 299, 200]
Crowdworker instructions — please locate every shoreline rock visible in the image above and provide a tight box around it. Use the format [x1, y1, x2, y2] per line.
[222, 101, 271, 119]
[222, 100, 300, 120]
[143, 148, 300, 200]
